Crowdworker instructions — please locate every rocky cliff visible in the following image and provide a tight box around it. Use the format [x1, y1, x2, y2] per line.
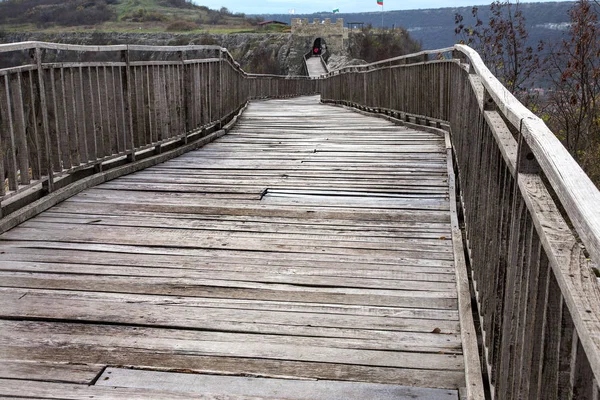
[0, 31, 311, 75]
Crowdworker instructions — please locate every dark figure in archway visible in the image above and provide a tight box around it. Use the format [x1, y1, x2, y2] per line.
[312, 38, 325, 56]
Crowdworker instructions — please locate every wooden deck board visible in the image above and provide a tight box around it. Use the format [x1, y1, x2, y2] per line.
[0, 96, 469, 396]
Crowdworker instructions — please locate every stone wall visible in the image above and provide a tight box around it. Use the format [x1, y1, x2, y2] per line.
[290, 18, 347, 54]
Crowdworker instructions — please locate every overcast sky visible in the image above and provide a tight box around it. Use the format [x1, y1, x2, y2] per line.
[202, 0, 565, 15]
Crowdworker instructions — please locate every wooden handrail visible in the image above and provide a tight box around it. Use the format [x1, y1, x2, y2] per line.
[454, 44, 600, 269]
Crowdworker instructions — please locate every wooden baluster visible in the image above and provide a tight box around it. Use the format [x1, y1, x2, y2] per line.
[25, 69, 42, 181]
[121, 49, 135, 162]
[74, 67, 88, 165]
[11, 73, 30, 185]
[528, 252, 551, 399]
[94, 66, 105, 160]
[219, 50, 223, 125]
[67, 68, 81, 167]
[179, 51, 189, 140]
[0, 75, 18, 191]
[33, 47, 54, 193]
[58, 67, 72, 170]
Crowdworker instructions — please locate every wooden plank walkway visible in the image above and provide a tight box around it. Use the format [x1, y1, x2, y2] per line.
[305, 56, 328, 77]
[0, 96, 467, 399]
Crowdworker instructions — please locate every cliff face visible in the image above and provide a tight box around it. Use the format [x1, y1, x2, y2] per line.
[0, 31, 308, 75]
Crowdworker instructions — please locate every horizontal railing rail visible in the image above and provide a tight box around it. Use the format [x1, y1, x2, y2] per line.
[320, 45, 600, 400]
[0, 41, 318, 219]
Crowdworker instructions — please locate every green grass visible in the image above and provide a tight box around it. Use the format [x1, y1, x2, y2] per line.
[0, 0, 267, 34]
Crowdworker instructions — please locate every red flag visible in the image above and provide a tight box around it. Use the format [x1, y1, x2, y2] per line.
[377, 0, 383, 5]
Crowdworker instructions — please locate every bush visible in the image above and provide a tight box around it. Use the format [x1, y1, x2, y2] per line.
[166, 20, 198, 31]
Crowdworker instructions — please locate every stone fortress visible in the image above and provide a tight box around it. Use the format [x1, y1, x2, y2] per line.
[291, 18, 348, 54]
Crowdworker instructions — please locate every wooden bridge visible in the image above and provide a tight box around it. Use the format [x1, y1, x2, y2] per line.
[0, 42, 599, 400]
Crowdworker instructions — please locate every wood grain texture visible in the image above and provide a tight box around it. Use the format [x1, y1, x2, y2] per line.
[95, 368, 459, 400]
[0, 96, 474, 396]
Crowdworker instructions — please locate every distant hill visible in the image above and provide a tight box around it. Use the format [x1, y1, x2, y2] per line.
[256, 1, 576, 50]
[0, 0, 266, 33]
[0, 0, 576, 46]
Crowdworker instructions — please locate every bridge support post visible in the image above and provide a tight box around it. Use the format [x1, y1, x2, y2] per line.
[33, 47, 54, 194]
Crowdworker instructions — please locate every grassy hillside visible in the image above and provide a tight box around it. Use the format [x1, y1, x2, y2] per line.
[0, 0, 277, 33]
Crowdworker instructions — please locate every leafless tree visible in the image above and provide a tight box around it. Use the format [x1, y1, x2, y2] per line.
[544, 0, 600, 183]
[455, 1, 542, 99]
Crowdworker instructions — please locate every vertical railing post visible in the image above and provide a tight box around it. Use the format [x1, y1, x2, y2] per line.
[179, 50, 189, 144]
[122, 47, 135, 162]
[363, 72, 367, 107]
[388, 66, 393, 111]
[218, 49, 223, 128]
[33, 47, 54, 194]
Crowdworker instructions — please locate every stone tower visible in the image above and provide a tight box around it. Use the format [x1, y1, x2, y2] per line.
[291, 18, 348, 54]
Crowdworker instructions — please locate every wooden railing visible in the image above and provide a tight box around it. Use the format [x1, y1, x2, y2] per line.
[0, 41, 317, 220]
[3, 40, 600, 400]
[321, 45, 600, 400]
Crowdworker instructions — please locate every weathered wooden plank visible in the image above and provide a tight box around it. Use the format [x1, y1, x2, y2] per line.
[0, 235, 453, 262]
[0, 378, 263, 400]
[0, 298, 461, 354]
[0, 360, 103, 384]
[0, 286, 457, 320]
[96, 368, 459, 400]
[31, 214, 453, 239]
[0, 260, 455, 291]
[0, 241, 455, 268]
[0, 322, 466, 388]
[0, 273, 457, 309]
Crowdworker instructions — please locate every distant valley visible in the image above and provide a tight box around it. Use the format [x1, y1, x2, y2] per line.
[256, 1, 576, 50]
